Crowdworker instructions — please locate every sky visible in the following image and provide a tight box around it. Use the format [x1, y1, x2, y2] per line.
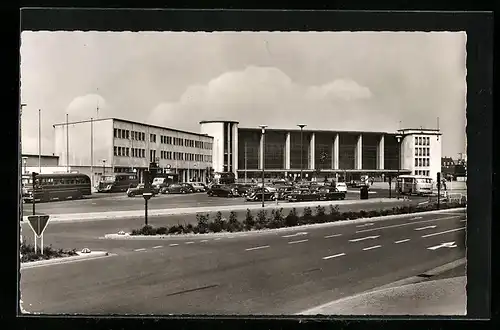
[20, 31, 467, 158]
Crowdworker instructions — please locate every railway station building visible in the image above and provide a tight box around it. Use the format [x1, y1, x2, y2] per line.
[53, 118, 214, 186]
[200, 120, 442, 183]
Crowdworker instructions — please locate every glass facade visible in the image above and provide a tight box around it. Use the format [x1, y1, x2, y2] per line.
[384, 135, 399, 170]
[315, 133, 333, 170]
[362, 133, 379, 170]
[290, 131, 310, 170]
[263, 131, 286, 169]
[339, 134, 357, 170]
[237, 130, 260, 170]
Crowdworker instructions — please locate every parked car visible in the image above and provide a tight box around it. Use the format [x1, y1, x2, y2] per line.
[190, 182, 207, 192]
[161, 183, 192, 194]
[245, 187, 276, 202]
[317, 187, 346, 201]
[286, 189, 320, 202]
[126, 184, 158, 197]
[151, 177, 171, 192]
[335, 182, 348, 193]
[275, 185, 295, 200]
[207, 184, 236, 197]
[229, 183, 252, 197]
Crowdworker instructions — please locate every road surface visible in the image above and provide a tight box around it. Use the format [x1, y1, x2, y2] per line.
[20, 209, 466, 315]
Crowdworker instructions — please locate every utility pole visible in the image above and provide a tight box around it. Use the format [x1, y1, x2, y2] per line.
[66, 114, 69, 173]
[244, 139, 248, 184]
[38, 109, 41, 173]
[90, 117, 94, 190]
[259, 125, 267, 208]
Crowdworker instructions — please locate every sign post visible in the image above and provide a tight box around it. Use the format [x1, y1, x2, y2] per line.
[437, 172, 441, 209]
[143, 170, 152, 226]
[31, 172, 38, 215]
[27, 215, 50, 254]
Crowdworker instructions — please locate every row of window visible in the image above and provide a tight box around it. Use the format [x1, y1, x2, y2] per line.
[415, 170, 430, 177]
[415, 136, 430, 146]
[114, 146, 211, 162]
[114, 128, 213, 150]
[415, 157, 430, 167]
[415, 147, 430, 157]
[37, 177, 90, 185]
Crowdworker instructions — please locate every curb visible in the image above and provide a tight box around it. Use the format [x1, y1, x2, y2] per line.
[297, 257, 466, 315]
[102, 207, 466, 241]
[20, 251, 110, 269]
[21, 198, 408, 223]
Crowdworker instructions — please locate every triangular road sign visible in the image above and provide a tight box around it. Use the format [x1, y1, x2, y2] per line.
[27, 215, 50, 237]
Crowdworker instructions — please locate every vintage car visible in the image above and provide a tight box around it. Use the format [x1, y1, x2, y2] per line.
[245, 187, 277, 202]
[161, 183, 193, 194]
[286, 188, 321, 202]
[126, 183, 158, 197]
[317, 187, 346, 201]
[190, 182, 207, 192]
[207, 184, 237, 197]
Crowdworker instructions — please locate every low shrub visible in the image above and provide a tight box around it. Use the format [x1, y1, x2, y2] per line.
[243, 209, 255, 230]
[285, 208, 299, 227]
[185, 223, 195, 234]
[228, 211, 242, 232]
[315, 205, 327, 223]
[301, 207, 313, 225]
[269, 208, 285, 229]
[255, 209, 268, 230]
[156, 226, 168, 235]
[20, 241, 78, 263]
[196, 213, 210, 234]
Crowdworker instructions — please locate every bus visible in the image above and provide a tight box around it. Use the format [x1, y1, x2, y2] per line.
[396, 175, 434, 196]
[212, 172, 236, 185]
[97, 173, 139, 192]
[22, 173, 92, 203]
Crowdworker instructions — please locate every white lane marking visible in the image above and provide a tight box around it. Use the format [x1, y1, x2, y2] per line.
[282, 232, 308, 238]
[356, 223, 374, 228]
[395, 239, 410, 244]
[245, 245, 270, 251]
[322, 253, 346, 260]
[214, 238, 221, 241]
[185, 241, 195, 244]
[169, 243, 179, 247]
[414, 225, 437, 231]
[411, 216, 423, 220]
[427, 241, 457, 250]
[356, 216, 460, 233]
[422, 227, 465, 238]
[324, 234, 342, 239]
[363, 245, 382, 251]
[152, 245, 163, 249]
[200, 240, 208, 243]
[418, 201, 430, 205]
[460, 219, 466, 222]
[349, 235, 380, 242]
[288, 239, 309, 245]
[134, 248, 146, 252]
[228, 236, 234, 239]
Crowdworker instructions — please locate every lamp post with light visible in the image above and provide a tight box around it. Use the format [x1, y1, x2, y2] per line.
[259, 125, 267, 208]
[297, 124, 307, 182]
[102, 159, 106, 175]
[395, 134, 402, 199]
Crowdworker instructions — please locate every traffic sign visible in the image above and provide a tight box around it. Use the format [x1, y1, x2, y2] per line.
[27, 215, 50, 237]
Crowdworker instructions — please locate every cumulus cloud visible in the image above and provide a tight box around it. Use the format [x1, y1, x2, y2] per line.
[147, 66, 376, 132]
[66, 94, 109, 120]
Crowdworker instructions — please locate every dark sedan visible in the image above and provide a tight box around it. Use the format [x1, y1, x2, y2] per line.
[207, 184, 237, 197]
[317, 187, 346, 201]
[286, 189, 320, 202]
[245, 187, 276, 202]
[126, 184, 158, 197]
[161, 183, 193, 194]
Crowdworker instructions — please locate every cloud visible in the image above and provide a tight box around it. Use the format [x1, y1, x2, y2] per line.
[147, 66, 375, 132]
[66, 94, 109, 120]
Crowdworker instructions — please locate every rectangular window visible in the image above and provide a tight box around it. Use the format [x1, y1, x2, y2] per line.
[415, 158, 418, 166]
[426, 158, 430, 167]
[114, 146, 118, 156]
[126, 148, 129, 157]
[126, 130, 129, 139]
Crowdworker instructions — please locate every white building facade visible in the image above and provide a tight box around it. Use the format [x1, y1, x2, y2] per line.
[53, 118, 214, 185]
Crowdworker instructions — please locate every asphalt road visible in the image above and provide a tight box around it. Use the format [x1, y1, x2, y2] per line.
[20, 199, 427, 253]
[21, 188, 393, 216]
[20, 209, 466, 315]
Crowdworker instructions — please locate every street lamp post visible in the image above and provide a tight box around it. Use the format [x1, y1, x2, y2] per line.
[259, 125, 267, 208]
[22, 157, 28, 174]
[395, 134, 402, 199]
[297, 124, 307, 182]
[102, 159, 106, 175]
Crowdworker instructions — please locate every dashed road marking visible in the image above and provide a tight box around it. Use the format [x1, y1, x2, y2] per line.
[411, 216, 423, 220]
[214, 238, 221, 241]
[349, 235, 380, 242]
[356, 223, 374, 228]
[422, 227, 465, 238]
[356, 216, 459, 233]
[415, 225, 437, 231]
[200, 240, 208, 243]
[134, 248, 146, 252]
[245, 245, 270, 251]
[169, 243, 179, 247]
[152, 246, 163, 249]
[395, 239, 410, 244]
[324, 234, 342, 239]
[322, 253, 346, 260]
[185, 241, 195, 245]
[282, 232, 308, 238]
[288, 239, 308, 245]
[418, 201, 430, 205]
[363, 245, 382, 251]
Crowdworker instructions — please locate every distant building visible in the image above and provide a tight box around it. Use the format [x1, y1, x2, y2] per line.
[21, 153, 61, 175]
[200, 121, 442, 182]
[442, 156, 466, 180]
[53, 118, 214, 185]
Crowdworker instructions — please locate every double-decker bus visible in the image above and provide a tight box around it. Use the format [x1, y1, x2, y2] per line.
[22, 173, 92, 203]
[97, 173, 139, 192]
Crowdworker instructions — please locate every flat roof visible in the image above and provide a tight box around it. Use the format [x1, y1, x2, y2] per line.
[53, 117, 213, 139]
[21, 154, 59, 159]
[238, 127, 397, 135]
[200, 120, 240, 125]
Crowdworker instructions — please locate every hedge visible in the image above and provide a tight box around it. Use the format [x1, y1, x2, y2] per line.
[130, 201, 466, 236]
[20, 240, 78, 262]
